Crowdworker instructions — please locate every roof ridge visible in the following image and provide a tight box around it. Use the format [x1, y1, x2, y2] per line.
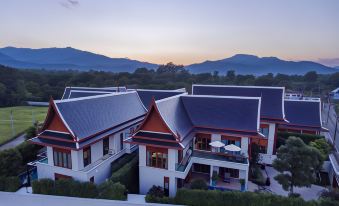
[55, 91, 137, 103]
[192, 84, 285, 90]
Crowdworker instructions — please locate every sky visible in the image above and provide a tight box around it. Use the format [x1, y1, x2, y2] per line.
[0, 0, 338, 66]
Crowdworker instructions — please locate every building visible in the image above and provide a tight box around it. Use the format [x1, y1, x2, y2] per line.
[279, 98, 327, 135]
[61, 86, 127, 99]
[329, 88, 339, 100]
[126, 94, 263, 197]
[29, 88, 186, 184]
[192, 85, 287, 164]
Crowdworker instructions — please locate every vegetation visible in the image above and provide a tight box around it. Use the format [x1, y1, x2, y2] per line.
[0, 106, 47, 144]
[309, 139, 332, 161]
[145, 185, 175, 204]
[0, 176, 21, 192]
[146, 188, 339, 206]
[98, 181, 127, 200]
[32, 178, 127, 200]
[110, 152, 137, 173]
[190, 178, 208, 190]
[110, 152, 139, 193]
[277, 132, 325, 146]
[251, 166, 266, 186]
[1, 64, 338, 108]
[273, 137, 323, 195]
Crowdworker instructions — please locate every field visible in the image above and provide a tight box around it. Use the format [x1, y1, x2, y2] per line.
[0, 106, 48, 145]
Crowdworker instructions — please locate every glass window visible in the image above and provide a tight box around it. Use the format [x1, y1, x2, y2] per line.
[146, 147, 168, 169]
[195, 135, 211, 151]
[260, 126, 269, 138]
[83, 147, 91, 167]
[103, 137, 109, 155]
[53, 148, 72, 169]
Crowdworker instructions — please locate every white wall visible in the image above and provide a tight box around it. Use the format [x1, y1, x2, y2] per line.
[71, 150, 83, 171]
[91, 140, 103, 163]
[211, 134, 221, 142]
[47, 146, 53, 166]
[241, 137, 249, 156]
[267, 123, 276, 155]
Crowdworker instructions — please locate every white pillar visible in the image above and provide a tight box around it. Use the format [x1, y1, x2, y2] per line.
[211, 134, 221, 142]
[267, 123, 276, 155]
[47, 146, 53, 166]
[139, 145, 146, 167]
[241, 137, 249, 156]
[169, 177, 177, 197]
[168, 149, 176, 171]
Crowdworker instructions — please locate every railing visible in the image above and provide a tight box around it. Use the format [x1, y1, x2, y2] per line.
[176, 153, 192, 172]
[192, 150, 248, 164]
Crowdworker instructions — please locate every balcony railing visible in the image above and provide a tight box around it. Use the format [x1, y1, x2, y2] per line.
[192, 150, 248, 164]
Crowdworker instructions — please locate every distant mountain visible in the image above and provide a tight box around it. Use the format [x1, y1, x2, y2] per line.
[186, 54, 336, 75]
[0, 47, 336, 75]
[334, 66, 339, 69]
[0, 47, 158, 72]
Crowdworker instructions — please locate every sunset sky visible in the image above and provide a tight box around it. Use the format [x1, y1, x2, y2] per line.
[0, 0, 338, 66]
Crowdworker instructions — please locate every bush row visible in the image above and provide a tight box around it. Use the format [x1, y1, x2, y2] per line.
[110, 154, 139, 193]
[32, 178, 127, 200]
[0, 176, 21, 192]
[277, 132, 324, 146]
[146, 188, 339, 206]
[111, 152, 137, 173]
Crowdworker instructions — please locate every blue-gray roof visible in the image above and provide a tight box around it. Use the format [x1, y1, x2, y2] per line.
[192, 85, 284, 120]
[55, 92, 147, 140]
[155, 95, 260, 140]
[61, 86, 126, 99]
[68, 91, 112, 99]
[283, 100, 322, 128]
[136, 90, 185, 109]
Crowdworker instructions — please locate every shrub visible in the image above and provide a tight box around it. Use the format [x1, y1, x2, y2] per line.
[309, 139, 332, 161]
[26, 126, 37, 140]
[32, 178, 55, 195]
[98, 181, 127, 200]
[16, 142, 42, 165]
[320, 188, 339, 201]
[190, 178, 208, 190]
[277, 132, 324, 145]
[75, 181, 98, 198]
[111, 155, 139, 193]
[111, 152, 137, 173]
[145, 185, 166, 203]
[251, 166, 265, 186]
[0, 148, 23, 176]
[0, 176, 21, 192]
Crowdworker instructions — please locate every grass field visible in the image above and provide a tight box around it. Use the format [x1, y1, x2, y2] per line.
[0, 106, 48, 145]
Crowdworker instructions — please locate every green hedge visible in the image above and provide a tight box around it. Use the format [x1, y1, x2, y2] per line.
[111, 152, 137, 173]
[0, 176, 21, 192]
[111, 154, 139, 193]
[277, 132, 324, 147]
[32, 178, 127, 200]
[146, 189, 339, 206]
[251, 166, 266, 186]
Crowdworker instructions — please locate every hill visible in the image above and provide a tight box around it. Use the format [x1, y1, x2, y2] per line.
[0, 47, 158, 72]
[185, 54, 335, 75]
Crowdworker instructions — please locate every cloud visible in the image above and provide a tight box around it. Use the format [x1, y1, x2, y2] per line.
[59, 0, 79, 9]
[317, 58, 339, 67]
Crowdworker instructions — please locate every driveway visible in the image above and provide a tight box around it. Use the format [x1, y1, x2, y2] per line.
[263, 166, 325, 201]
[0, 133, 26, 151]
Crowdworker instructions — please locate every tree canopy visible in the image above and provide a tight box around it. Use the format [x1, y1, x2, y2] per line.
[272, 136, 323, 194]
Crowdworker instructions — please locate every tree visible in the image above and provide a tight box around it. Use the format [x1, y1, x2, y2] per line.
[304, 71, 318, 82]
[309, 138, 332, 161]
[226, 70, 236, 81]
[272, 136, 323, 195]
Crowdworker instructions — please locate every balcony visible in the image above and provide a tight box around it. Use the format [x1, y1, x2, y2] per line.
[192, 150, 248, 164]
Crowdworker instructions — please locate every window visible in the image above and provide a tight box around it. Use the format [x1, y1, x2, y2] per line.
[260, 124, 269, 138]
[195, 134, 211, 151]
[120, 133, 124, 151]
[146, 147, 168, 169]
[55, 173, 72, 180]
[90, 176, 94, 183]
[53, 148, 71, 169]
[103, 137, 109, 155]
[83, 147, 91, 167]
[164, 177, 169, 196]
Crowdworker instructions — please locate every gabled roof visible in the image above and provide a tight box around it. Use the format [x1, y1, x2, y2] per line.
[136, 89, 186, 109]
[61, 86, 126, 99]
[282, 99, 323, 130]
[192, 84, 285, 121]
[68, 90, 112, 99]
[137, 94, 261, 141]
[54, 92, 147, 140]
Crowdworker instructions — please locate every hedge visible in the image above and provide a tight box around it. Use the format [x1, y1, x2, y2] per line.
[277, 132, 324, 147]
[250, 166, 266, 186]
[146, 188, 339, 206]
[111, 152, 137, 173]
[32, 178, 127, 200]
[111, 154, 139, 193]
[0, 176, 21, 192]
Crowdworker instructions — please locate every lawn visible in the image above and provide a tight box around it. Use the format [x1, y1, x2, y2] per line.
[0, 106, 48, 145]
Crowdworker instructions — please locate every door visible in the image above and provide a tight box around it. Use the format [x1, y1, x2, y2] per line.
[164, 177, 169, 196]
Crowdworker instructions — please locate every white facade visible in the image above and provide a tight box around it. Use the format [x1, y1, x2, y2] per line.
[35, 126, 137, 184]
[138, 133, 250, 197]
[259, 122, 277, 165]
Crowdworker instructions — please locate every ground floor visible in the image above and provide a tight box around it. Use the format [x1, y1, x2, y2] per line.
[139, 161, 249, 197]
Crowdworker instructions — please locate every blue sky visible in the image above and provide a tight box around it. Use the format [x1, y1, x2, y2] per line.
[0, 0, 338, 66]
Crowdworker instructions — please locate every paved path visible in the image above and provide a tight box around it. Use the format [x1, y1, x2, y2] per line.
[0, 192, 176, 206]
[322, 103, 339, 149]
[264, 166, 325, 201]
[0, 133, 26, 151]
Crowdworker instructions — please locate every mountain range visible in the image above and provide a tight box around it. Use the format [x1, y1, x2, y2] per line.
[0, 46, 337, 75]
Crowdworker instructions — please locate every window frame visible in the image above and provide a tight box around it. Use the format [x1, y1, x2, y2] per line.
[53, 148, 72, 169]
[146, 146, 168, 169]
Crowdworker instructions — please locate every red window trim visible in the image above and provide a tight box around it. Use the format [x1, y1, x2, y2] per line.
[146, 146, 168, 169]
